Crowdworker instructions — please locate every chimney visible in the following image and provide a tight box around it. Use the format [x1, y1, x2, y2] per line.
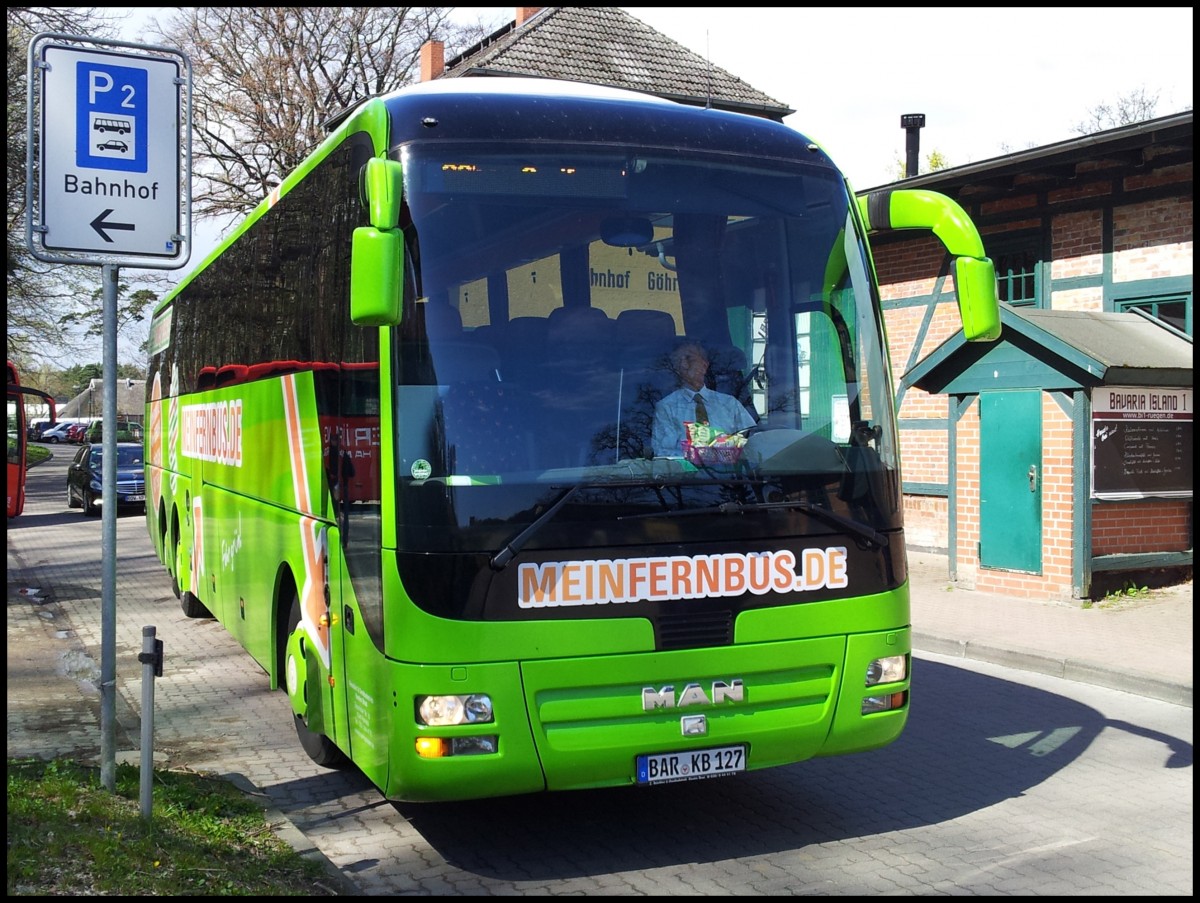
[516, 7, 543, 26]
[420, 40, 444, 82]
[900, 114, 926, 178]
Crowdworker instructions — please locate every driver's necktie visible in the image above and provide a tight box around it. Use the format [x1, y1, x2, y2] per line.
[693, 392, 709, 425]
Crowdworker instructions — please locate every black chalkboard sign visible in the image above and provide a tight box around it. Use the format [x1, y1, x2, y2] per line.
[1092, 419, 1192, 497]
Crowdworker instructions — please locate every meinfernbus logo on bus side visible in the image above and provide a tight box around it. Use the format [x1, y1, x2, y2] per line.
[179, 399, 243, 466]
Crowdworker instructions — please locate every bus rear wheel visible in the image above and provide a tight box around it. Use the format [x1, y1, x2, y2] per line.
[286, 595, 348, 769]
[169, 519, 182, 598]
[174, 523, 210, 618]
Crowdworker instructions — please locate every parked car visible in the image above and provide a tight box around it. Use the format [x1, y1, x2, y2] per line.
[85, 419, 143, 444]
[65, 422, 89, 444]
[38, 422, 74, 444]
[66, 442, 146, 516]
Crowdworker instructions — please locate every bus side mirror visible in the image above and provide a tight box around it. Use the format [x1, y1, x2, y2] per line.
[351, 158, 405, 326]
[859, 188, 1001, 343]
[359, 158, 403, 231]
[351, 226, 402, 326]
[954, 257, 1001, 342]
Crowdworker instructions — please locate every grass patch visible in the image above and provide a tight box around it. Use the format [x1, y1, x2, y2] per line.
[1095, 580, 1152, 609]
[26, 443, 52, 467]
[7, 758, 340, 896]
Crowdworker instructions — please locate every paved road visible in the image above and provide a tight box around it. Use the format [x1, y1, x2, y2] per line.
[8, 450, 1193, 895]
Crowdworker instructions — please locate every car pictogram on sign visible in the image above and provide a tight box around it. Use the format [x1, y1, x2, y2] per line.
[97, 140, 129, 153]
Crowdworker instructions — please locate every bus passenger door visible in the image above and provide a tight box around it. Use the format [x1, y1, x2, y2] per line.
[327, 521, 389, 789]
[318, 362, 385, 781]
[7, 392, 26, 517]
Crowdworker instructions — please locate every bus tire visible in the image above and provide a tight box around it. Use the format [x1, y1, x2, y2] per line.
[172, 518, 211, 618]
[180, 590, 211, 619]
[169, 516, 182, 599]
[286, 594, 348, 769]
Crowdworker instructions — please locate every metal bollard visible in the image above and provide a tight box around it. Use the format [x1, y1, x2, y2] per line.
[137, 625, 164, 820]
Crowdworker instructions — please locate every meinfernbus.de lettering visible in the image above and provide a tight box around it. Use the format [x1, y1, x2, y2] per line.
[144, 77, 1000, 802]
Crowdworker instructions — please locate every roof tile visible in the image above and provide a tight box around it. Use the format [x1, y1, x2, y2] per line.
[442, 7, 793, 120]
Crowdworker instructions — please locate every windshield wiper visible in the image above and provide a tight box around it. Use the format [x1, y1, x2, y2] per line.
[489, 478, 680, 570]
[619, 498, 888, 549]
[490, 485, 582, 570]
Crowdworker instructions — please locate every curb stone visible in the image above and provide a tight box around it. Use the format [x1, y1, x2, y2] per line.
[913, 632, 1193, 707]
[223, 771, 363, 896]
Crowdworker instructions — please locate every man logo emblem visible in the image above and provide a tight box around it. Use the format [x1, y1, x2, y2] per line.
[642, 679, 744, 711]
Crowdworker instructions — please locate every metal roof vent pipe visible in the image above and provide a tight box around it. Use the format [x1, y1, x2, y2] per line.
[901, 113, 926, 178]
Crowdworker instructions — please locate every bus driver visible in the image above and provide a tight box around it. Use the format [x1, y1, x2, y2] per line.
[651, 341, 756, 458]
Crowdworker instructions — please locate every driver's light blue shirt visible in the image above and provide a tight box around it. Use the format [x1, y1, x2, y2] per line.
[652, 387, 755, 457]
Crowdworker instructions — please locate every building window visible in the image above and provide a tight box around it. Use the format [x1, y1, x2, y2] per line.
[984, 230, 1042, 307]
[993, 243, 1040, 307]
[1116, 293, 1192, 336]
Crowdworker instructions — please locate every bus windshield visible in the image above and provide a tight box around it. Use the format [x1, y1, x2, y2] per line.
[396, 144, 898, 557]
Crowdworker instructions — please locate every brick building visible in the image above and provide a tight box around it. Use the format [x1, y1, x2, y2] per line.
[878, 114, 1192, 599]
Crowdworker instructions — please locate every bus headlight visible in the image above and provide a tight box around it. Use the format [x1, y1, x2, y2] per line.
[416, 693, 494, 726]
[863, 654, 907, 714]
[865, 655, 906, 687]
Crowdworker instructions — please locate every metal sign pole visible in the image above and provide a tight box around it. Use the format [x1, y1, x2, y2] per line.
[26, 32, 192, 794]
[100, 263, 119, 791]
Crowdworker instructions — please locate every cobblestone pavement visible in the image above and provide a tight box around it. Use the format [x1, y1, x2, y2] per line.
[8, 451, 1192, 895]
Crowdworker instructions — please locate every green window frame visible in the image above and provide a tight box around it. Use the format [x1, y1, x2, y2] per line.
[989, 231, 1041, 307]
[1115, 292, 1192, 336]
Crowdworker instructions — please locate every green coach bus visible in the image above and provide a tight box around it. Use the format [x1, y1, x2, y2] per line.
[145, 77, 1000, 802]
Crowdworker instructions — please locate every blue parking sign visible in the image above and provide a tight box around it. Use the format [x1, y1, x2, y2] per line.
[29, 36, 191, 266]
[76, 62, 148, 173]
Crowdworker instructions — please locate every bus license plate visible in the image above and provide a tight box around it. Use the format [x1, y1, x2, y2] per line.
[636, 745, 745, 785]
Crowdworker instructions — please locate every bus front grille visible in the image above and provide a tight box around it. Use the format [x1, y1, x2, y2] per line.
[654, 610, 732, 650]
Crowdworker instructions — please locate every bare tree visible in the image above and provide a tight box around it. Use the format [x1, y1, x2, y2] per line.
[6, 7, 132, 370]
[152, 7, 493, 219]
[9, 7, 499, 368]
[1073, 86, 1161, 134]
[887, 149, 952, 182]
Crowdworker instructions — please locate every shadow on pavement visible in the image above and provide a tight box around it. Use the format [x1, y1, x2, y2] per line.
[382, 658, 1191, 881]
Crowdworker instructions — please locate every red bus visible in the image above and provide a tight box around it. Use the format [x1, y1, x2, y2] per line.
[7, 361, 56, 517]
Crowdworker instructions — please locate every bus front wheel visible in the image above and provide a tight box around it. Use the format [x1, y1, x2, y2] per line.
[285, 595, 348, 769]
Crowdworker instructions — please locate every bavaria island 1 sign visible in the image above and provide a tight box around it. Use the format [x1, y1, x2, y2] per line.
[30, 36, 190, 266]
